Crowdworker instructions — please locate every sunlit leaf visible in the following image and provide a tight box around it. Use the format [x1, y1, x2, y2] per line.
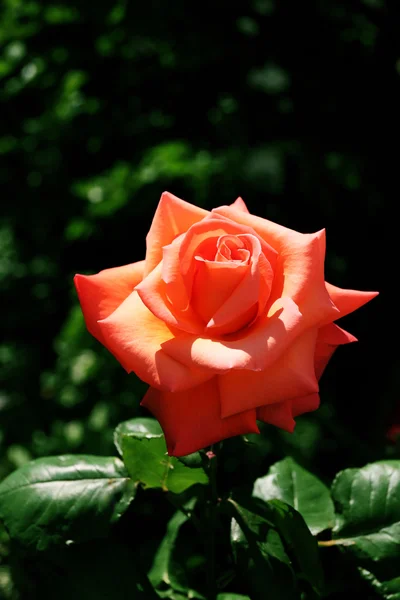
[253, 457, 334, 535]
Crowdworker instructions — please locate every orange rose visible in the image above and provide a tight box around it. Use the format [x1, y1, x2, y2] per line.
[74, 192, 377, 456]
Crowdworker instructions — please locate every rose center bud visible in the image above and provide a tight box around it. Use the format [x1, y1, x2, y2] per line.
[215, 235, 251, 264]
[190, 233, 269, 336]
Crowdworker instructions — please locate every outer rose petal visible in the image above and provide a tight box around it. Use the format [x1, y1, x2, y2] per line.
[325, 283, 378, 319]
[257, 401, 296, 433]
[213, 206, 338, 327]
[257, 323, 356, 433]
[315, 323, 357, 380]
[161, 297, 302, 373]
[74, 261, 145, 344]
[257, 393, 320, 432]
[291, 393, 320, 417]
[218, 328, 319, 417]
[98, 291, 212, 391]
[144, 191, 208, 276]
[230, 197, 250, 213]
[141, 378, 259, 456]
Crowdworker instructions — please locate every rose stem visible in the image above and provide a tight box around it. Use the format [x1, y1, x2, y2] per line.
[204, 442, 222, 600]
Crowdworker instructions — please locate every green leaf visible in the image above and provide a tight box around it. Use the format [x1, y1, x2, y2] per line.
[121, 430, 208, 494]
[253, 457, 335, 535]
[148, 505, 187, 590]
[329, 461, 400, 591]
[226, 499, 298, 600]
[359, 568, 400, 600]
[166, 460, 209, 495]
[0, 455, 136, 550]
[149, 502, 205, 599]
[230, 497, 324, 595]
[114, 417, 162, 456]
[265, 499, 324, 594]
[333, 461, 400, 539]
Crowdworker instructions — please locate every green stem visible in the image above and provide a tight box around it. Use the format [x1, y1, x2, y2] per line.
[166, 492, 202, 532]
[204, 442, 222, 600]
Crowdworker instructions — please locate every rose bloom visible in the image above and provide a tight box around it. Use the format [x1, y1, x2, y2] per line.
[75, 192, 377, 456]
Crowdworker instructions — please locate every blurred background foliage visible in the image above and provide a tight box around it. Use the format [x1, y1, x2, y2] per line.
[0, 0, 396, 596]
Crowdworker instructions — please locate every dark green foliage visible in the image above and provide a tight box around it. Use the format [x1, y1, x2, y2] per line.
[0, 455, 136, 550]
[253, 457, 335, 535]
[0, 0, 395, 597]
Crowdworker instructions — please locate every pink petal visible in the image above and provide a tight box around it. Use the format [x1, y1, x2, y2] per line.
[161, 297, 302, 372]
[74, 261, 145, 344]
[205, 234, 274, 336]
[98, 291, 212, 390]
[136, 261, 205, 334]
[213, 207, 338, 327]
[257, 393, 321, 431]
[257, 402, 296, 433]
[192, 259, 250, 325]
[230, 197, 250, 213]
[291, 393, 320, 417]
[218, 328, 319, 417]
[141, 378, 259, 456]
[325, 283, 378, 319]
[315, 322, 357, 380]
[144, 191, 209, 276]
[179, 215, 278, 301]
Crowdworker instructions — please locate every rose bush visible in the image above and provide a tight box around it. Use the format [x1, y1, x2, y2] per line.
[74, 192, 377, 456]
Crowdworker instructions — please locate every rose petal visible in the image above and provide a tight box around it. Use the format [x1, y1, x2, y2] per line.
[230, 197, 250, 213]
[98, 291, 212, 390]
[140, 219, 245, 334]
[257, 402, 296, 433]
[136, 261, 205, 334]
[161, 296, 302, 372]
[179, 219, 240, 297]
[141, 378, 259, 456]
[192, 259, 249, 324]
[291, 393, 320, 417]
[140, 214, 278, 336]
[74, 261, 145, 344]
[325, 283, 378, 319]
[213, 206, 338, 326]
[180, 216, 278, 301]
[144, 191, 209, 276]
[218, 328, 319, 417]
[206, 235, 274, 335]
[206, 212, 279, 267]
[257, 393, 320, 431]
[315, 323, 357, 380]
[161, 233, 190, 310]
[318, 322, 358, 345]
